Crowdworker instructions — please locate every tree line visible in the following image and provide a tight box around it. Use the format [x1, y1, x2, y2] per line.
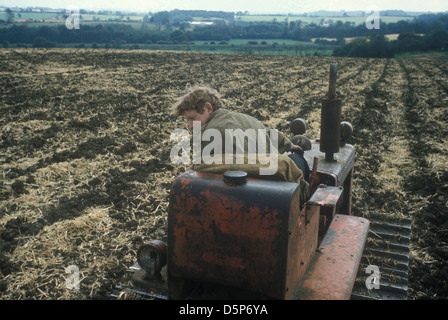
[332, 13, 448, 57]
[333, 30, 448, 58]
[0, 12, 447, 57]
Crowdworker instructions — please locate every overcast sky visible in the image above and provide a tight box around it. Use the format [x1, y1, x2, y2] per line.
[1, 0, 447, 14]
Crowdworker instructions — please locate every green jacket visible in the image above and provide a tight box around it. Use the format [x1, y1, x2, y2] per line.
[194, 109, 309, 203]
[201, 108, 293, 155]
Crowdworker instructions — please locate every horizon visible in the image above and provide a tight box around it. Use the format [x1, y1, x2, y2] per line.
[0, 1, 447, 15]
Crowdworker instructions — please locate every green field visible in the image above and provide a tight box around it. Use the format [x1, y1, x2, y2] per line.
[0, 12, 62, 20]
[81, 14, 144, 22]
[193, 38, 320, 46]
[0, 12, 143, 22]
[1, 11, 415, 25]
[236, 15, 414, 25]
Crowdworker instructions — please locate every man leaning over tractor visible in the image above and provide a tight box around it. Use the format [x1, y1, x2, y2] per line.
[170, 85, 310, 203]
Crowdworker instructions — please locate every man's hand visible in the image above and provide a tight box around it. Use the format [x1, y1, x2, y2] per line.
[289, 144, 304, 155]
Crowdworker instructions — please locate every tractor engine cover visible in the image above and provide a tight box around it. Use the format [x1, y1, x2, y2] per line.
[167, 170, 319, 299]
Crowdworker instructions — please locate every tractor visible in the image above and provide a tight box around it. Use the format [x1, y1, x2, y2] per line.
[119, 64, 411, 300]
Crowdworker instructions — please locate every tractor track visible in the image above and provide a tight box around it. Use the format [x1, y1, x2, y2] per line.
[350, 58, 448, 299]
[398, 60, 448, 299]
[345, 59, 414, 299]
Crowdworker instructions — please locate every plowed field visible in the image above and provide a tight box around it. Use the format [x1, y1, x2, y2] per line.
[1, 49, 447, 299]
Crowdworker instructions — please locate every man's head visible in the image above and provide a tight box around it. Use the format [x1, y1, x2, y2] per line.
[172, 86, 225, 129]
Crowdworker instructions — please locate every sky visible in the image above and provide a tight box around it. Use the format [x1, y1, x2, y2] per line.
[0, 0, 447, 14]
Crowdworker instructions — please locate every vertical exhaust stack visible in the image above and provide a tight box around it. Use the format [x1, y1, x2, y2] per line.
[320, 63, 342, 162]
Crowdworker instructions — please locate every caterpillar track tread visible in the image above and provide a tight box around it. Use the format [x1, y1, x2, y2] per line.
[351, 216, 412, 300]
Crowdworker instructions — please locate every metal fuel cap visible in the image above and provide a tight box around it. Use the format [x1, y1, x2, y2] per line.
[223, 171, 248, 185]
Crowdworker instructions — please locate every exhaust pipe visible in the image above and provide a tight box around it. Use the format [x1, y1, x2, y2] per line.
[320, 63, 342, 162]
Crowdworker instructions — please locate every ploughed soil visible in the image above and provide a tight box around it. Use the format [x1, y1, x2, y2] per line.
[0, 49, 447, 299]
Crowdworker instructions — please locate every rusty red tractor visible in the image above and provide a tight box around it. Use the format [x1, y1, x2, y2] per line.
[120, 64, 411, 300]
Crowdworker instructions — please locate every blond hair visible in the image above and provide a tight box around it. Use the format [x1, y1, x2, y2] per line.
[171, 85, 225, 116]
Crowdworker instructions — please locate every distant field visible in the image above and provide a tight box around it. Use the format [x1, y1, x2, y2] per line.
[81, 14, 144, 21]
[0, 12, 143, 22]
[0, 21, 162, 30]
[236, 15, 414, 25]
[312, 34, 402, 43]
[0, 12, 62, 20]
[1, 11, 415, 25]
[220, 39, 319, 46]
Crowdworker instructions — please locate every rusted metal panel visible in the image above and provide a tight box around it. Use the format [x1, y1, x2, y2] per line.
[307, 185, 343, 208]
[308, 185, 344, 238]
[295, 214, 370, 300]
[304, 141, 355, 188]
[284, 204, 319, 300]
[304, 142, 355, 216]
[340, 167, 354, 215]
[167, 170, 303, 299]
